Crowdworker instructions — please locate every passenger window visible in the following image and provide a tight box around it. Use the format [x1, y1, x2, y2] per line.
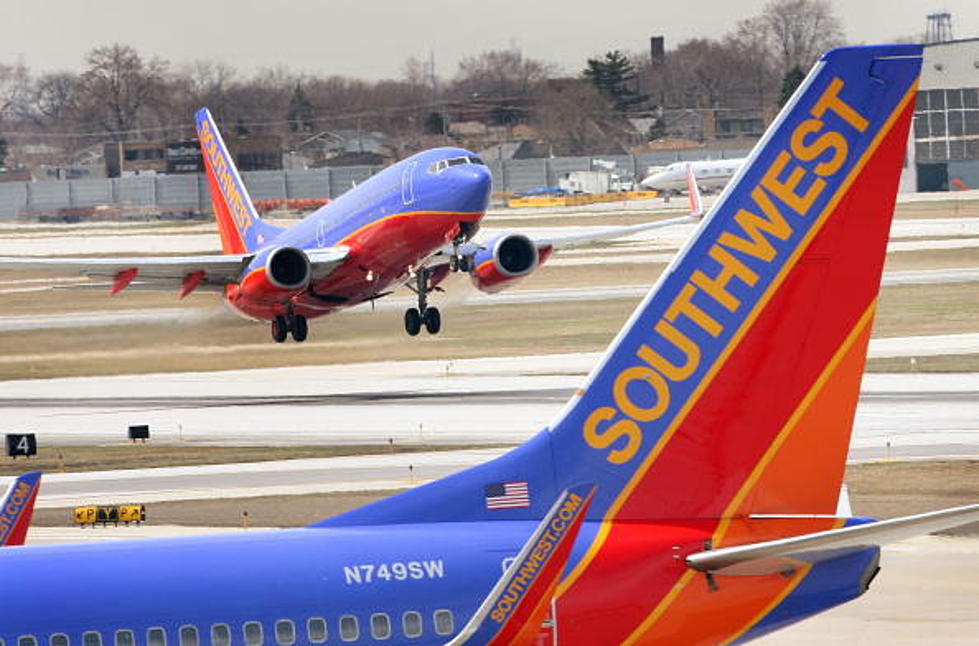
[178, 626, 198, 646]
[274, 621, 295, 646]
[370, 614, 391, 640]
[17, 637, 37, 646]
[82, 634, 101, 646]
[434, 610, 454, 636]
[147, 628, 166, 646]
[243, 622, 263, 646]
[401, 610, 422, 637]
[210, 625, 231, 646]
[50, 636, 69, 646]
[306, 618, 327, 643]
[339, 615, 359, 642]
[402, 611, 422, 638]
[114, 632, 134, 646]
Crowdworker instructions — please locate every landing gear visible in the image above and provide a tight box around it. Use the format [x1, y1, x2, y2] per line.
[404, 268, 442, 336]
[270, 313, 308, 343]
[271, 316, 288, 343]
[291, 315, 308, 342]
[423, 307, 441, 334]
[404, 308, 422, 336]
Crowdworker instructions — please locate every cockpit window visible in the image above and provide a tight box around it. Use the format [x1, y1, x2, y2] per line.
[428, 156, 480, 174]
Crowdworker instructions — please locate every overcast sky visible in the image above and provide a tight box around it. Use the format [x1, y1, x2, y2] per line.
[5, 0, 978, 80]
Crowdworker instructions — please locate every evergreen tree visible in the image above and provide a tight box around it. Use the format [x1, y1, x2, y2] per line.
[778, 65, 806, 107]
[0, 138, 7, 169]
[582, 51, 647, 112]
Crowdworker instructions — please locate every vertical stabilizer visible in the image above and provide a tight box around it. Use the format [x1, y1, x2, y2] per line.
[195, 108, 284, 254]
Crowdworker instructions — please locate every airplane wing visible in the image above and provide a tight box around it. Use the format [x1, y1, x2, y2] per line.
[532, 213, 698, 250]
[687, 503, 979, 576]
[0, 247, 349, 296]
[0, 471, 42, 547]
[446, 483, 596, 646]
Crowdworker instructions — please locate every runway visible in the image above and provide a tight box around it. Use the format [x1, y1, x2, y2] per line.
[0, 267, 976, 332]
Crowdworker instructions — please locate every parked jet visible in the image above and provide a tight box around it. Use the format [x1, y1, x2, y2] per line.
[0, 471, 40, 547]
[0, 110, 694, 343]
[4, 45, 977, 645]
[641, 157, 746, 193]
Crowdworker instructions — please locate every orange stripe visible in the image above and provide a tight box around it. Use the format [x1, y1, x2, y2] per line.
[558, 80, 918, 599]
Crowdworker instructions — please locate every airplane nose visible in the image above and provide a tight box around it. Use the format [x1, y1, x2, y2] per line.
[452, 164, 493, 212]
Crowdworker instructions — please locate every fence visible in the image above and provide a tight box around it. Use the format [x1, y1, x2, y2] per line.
[0, 149, 751, 221]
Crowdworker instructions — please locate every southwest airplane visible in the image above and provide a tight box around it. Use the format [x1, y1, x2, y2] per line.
[4, 44, 979, 645]
[0, 112, 695, 344]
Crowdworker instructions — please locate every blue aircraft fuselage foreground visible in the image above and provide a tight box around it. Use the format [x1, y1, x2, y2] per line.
[0, 110, 696, 344]
[4, 44, 979, 646]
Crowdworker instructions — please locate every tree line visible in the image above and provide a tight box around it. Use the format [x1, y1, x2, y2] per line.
[0, 0, 856, 167]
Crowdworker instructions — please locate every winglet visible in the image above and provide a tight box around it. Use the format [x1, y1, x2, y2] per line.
[446, 484, 596, 646]
[684, 162, 705, 218]
[0, 471, 42, 547]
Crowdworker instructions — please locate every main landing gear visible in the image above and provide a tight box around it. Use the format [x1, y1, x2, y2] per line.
[404, 268, 441, 336]
[271, 313, 308, 343]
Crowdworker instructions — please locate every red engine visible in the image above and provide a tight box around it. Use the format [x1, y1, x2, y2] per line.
[469, 233, 550, 293]
[236, 246, 312, 303]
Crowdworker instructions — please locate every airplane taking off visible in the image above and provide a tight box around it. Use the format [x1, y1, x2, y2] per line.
[641, 157, 746, 194]
[0, 110, 694, 344]
[5, 45, 979, 645]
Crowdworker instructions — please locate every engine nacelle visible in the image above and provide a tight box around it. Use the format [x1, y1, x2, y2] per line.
[469, 233, 545, 293]
[237, 246, 311, 303]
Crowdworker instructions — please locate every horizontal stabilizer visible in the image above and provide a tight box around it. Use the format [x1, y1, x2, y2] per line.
[687, 504, 979, 575]
[0, 471, 42, 547]
[446, 484, 595, 646]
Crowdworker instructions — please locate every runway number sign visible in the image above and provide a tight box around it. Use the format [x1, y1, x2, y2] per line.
[5, 433, 37, 458]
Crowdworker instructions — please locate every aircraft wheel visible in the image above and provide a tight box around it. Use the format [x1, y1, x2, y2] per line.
[423, 307, 441, 335]
[291, 315, 308, 342]
[271, 316, 288, 343]
[404, 308, 422, 336]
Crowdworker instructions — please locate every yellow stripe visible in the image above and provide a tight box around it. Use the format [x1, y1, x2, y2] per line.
[557, 80, 918, 600]
[334, 209, 482, 247]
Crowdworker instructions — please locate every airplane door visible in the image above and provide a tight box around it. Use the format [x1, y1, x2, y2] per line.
[402, 161, 418, 206]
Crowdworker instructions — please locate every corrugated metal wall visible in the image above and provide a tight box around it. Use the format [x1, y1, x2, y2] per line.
[0, 151, 752, 221]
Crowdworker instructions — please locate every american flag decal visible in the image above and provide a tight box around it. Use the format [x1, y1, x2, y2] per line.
[485, 481, 530, 510]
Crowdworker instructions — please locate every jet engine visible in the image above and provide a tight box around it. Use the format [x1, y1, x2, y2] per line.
[237, 246, 312, 302]
[469, 233, 548, 293]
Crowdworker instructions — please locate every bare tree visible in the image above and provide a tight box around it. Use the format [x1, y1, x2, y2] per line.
[0, 60, 31, 123]
[534, 80, 618, 155]
[76, 44, 167, 139]
[451, 49, 555, 99]
[760, 0, 845, 74]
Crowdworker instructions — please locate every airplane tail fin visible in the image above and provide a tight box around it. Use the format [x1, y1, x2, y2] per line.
[685, 162, 705, 218]
[547, 44, 921, 524]
[195, 108, 285, 254]
[0, 471, 41, 546]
